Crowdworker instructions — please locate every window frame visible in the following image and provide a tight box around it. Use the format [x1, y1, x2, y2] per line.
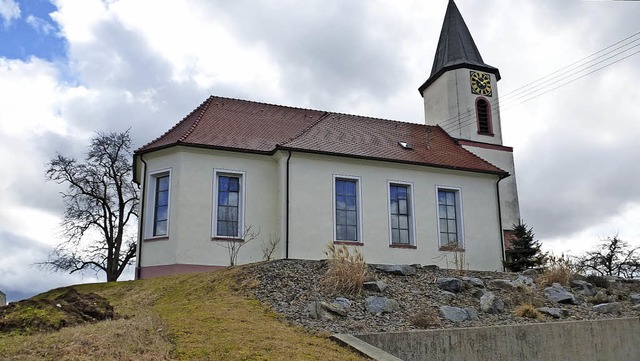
[212, 169, 246, 240]
[332, 175, 363, 244]
[475, 97, 494, 136]
[435, 186, 465, 251]
[387, 180, 416, 248]
[145, 169, 172, 240]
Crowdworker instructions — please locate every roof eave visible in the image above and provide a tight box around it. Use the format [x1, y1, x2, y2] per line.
[419, 63, 501, 96]
[276, 145, 508, 178]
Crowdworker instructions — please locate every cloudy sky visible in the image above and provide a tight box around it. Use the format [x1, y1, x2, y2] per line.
[1, 0, 639, 302]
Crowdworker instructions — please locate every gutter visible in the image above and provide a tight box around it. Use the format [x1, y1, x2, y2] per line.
[496, 176, 506, 271]
[285, 150, 292, 259]
[135, 154, 147, 280]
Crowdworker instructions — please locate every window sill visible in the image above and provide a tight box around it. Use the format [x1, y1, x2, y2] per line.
[333, 241, 364, 246]
[439, 246, 465, 252]
[477, 132, 494, 136]
[212, 237, 244, 242]
[144, 236, 169, 242]
[389, 244, 417, 249]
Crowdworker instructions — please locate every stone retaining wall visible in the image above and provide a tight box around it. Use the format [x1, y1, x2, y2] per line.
[348, 318, 640, 361]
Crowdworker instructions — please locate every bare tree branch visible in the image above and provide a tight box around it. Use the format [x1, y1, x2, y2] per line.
[40, 130, 139, 282]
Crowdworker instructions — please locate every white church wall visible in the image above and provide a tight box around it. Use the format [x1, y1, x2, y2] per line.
[288, 152, 504, 271]
[138, 147, 281, 273]
[462, 145, 521, 229]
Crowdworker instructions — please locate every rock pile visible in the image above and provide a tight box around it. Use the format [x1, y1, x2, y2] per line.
[248, 259, 640, 335]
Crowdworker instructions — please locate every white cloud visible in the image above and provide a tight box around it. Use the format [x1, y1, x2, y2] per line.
[0, 0, 639, 301]
[25, 15, 55, 34]
[0, 0, 19, 27]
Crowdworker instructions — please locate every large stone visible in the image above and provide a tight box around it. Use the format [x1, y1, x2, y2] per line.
[365, 296, 400, 314]
[544, 283, 577, 304]
[462, 276, 484, 288]
[571, 280, 597, 297]
[375, 264, 417, 276]
[308, 301, 333, 320]
[321, 301, 348, 316]
[464, 307, 479, 321]
[521, 269, 540, 277]
[334, 297, 351, 309]
[538, 307, 569, 319]
[593, 302, 620, 314]
[439, 306, 477, 322]
[472, 289, 488, 299]
[437, 277, 463, 293]
[487, 279, 516, 290]
[629, 293, 640, 305]
[480, 292, 504, 314]
[514, 275, 534, 288]
[439, 291, 456, 303]
[363, 280, 387, 292]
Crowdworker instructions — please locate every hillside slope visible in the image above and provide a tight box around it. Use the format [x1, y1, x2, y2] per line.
[0, 266, 366, 361]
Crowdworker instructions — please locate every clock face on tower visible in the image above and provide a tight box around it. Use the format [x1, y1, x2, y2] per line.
[470, 71, 492, 97]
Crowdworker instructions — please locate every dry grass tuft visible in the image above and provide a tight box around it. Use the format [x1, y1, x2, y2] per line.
[538, 255, 575, 287]
[321, 243, 368, 295]
[411, 308, 442, 329]
[0, 314, 173, 361]
[513, 303, 543, 320]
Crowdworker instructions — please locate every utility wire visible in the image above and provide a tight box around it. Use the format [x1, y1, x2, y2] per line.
[434, 31, 640, 134]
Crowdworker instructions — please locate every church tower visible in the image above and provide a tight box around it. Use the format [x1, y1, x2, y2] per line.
[420, 0, 521, 242]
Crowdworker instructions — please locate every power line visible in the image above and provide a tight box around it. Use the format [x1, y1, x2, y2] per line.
[434, 30, 640, 134]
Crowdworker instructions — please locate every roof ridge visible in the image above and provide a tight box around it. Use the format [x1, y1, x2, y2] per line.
[178, 96, 213, 142]
[211, 95, 431, 128]
[136, 96, 214, 152]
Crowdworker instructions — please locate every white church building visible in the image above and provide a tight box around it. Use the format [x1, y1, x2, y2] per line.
[133, 0, 520, 279]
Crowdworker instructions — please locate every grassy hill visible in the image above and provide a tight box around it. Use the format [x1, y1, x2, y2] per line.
[0, 265, 366, 361]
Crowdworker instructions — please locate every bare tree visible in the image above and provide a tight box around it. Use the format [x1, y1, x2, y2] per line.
[574, 236, 640, 278]
[217, 225, 260, 266]
[260, 235, 280, 261]
[41, 130, 138, 282]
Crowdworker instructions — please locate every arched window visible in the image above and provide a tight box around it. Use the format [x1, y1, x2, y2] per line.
[476, 98, 493, 135]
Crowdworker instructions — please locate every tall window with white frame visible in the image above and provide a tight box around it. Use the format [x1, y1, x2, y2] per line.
[438, 189, 462, 249]
[216, 175, 241, 238]
[389, 184, 412, 245]
[335, 178, 359, 242]
[152, 174, 169, 237]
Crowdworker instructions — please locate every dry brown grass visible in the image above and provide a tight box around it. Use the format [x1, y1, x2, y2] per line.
[0, 314, 173, 361]
[321, 243, 368, 295]
[513, 303, 543, 320]
[1, 266, 367, 361]
[537, 266, 572, 287]
[411, 308, 442, 329]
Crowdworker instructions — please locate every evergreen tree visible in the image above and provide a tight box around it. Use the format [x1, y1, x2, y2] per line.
[504, 221, 545, 272]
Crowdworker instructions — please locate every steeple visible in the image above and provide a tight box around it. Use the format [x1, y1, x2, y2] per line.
[419, 0, 500, 94]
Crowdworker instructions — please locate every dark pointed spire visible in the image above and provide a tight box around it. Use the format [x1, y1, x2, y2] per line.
[419, 0, 500, 94]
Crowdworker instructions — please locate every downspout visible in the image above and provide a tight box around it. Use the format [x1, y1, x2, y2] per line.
[496, 176, 506, 272]
[135, 153, 148, 280]
[285, 150, 292, 259]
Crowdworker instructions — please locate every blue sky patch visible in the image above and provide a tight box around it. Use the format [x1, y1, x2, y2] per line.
[0, 0, 66, 61]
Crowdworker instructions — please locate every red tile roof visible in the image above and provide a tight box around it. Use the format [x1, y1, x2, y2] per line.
[136, 96, 507, 176]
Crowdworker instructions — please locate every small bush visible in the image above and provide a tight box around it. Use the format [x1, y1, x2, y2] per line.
[513, 303, 543, 320]
[587, 291, 611, 305]
[538, 267, 572, 287]
[321, 243, 367, 295]
[538, 255, 574, 287]
[585, 275, 610, 288]
[411, 309, 442, 329]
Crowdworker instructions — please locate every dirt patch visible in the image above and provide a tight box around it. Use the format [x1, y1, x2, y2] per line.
[0, 288, 116, 334]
